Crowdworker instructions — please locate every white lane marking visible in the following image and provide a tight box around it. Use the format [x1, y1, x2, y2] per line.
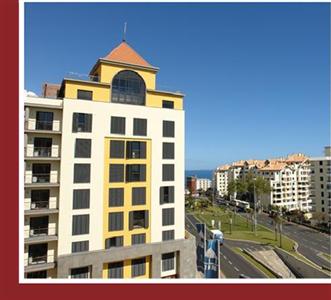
[322, 246, 328, 250]
[228, 261, 233, 265]
[234, 267, 240, 272]
[223, 256, 227, 260]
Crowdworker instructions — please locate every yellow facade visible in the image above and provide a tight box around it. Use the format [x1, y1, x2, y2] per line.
[103, 137, 151, 247]
[63, 59, 183, 109]
[102, 256, 151, 279]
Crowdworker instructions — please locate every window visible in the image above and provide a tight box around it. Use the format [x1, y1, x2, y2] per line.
[109, 164, 124, 182]
[111, 70, 146, 105]
[132, 233, 146, 245]
[73, 189, 90, 209]
[27, 271, 47, 278]
[163, 121, 175, 137]
[321, 184, 324, 189]
[162, 208, 174, 226]
[111, 116, 125, 134]
[75, 139, 91, 158]
[70, 266, 90, 278]
[72, 113, 92, 132]
[162, 100, 174, 109]
[131, 258, 146, 277]
[162, 252, 175, 272]
[32, 163, 51, 183]
[321, 192, 324, 197]
[74, 164, 90, 183]
[108, 212, 124, 231]
[320, 168, 323, 173]
[108, 262, 124, 278]
[105, 236, 123, 248]
[72, 241, 89, 253]
[30, 216, 49, 236]
[126, 164, 146, 182]
[133, 118, 147, 136]
[33, 138, 52, 157]
[36, 111, 53, 130]
[31, 189, 50, 209]
[320, 161, 323, 166]
[162, 164, 174, 181]
[162, 143, 174, 159]
[320, 177, 324, 181]
[109, 188, 124, 207]
[162, 230, 175, 241]
[72, 215, 89, 235]
[126, 141, 146, 159]
[110, 140, 125, 158]
[132, 187, 146, 205]
[77, 89, 93, 100]
[160, 186, 174, 204]
[129, 210, 149, 230]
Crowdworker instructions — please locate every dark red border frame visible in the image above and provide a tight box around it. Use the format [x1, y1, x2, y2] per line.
[1, 0, 330, 299]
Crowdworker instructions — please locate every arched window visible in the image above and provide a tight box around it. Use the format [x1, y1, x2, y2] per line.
[111, 71, 146, 105]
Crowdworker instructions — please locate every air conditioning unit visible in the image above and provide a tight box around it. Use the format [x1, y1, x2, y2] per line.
[32, 176, 37, 183]
[31, 202, 36, 209]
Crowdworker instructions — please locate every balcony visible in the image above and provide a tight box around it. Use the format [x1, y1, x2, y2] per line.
[25, 224, 57, 244]
[25, 146, 60, 161]
[24, 119, 61, 134]
[24, 254, 56, 273]
[24, 199, 59, 216]
[25, 164, 60, 187]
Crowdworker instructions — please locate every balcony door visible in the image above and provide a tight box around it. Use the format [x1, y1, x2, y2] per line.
[33, 138, 52, 157]
[28, 243, 48, 264]
[30, 216, 49, 236]
[36, 111, 53, 130]
[31, 189, 50, 209]
[32, 163, 51, 183]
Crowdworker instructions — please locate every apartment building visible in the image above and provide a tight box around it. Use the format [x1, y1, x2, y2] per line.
[196, 178, 211, 191]
[309, 146, 331, 222]
[214, 165, 230, 197]
[24, 41, 196, 279]
[186, 176, 197, 195]
[258, 154, 312, 212]
[214, 154, 312, 212]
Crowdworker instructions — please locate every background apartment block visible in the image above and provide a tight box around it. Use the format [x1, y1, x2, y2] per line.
[309, 146, 331, 223]
[214, 154, 312, 212]
[24, 41, 196, 279]
[196, 178, 211, 191]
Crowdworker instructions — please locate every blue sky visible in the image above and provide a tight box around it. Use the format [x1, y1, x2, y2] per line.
[25, 3, 330, 170]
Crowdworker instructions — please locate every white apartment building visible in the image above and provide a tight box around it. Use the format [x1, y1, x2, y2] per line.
[23, 41, 196, 279]
[214, 154, 312, 212]
[214, 165, 230, 197]
[309, 146, 331, 222]
[196, 178, 212, 191]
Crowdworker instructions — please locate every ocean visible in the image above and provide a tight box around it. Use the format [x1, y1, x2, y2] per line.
[185, 170, 213, 180]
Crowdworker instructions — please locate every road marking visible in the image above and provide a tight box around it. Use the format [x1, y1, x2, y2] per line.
[228, 261, 233, 265]
[234, 267, 240, 272]
[223, 256, 227, 260]
[322, 246, 328, 250]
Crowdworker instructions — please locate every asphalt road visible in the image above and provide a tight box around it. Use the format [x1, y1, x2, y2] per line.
[186, 213, 266, 278]
[241, 212, 331, 268]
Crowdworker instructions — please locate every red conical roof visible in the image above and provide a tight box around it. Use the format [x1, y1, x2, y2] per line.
[103, 41, 151, 67]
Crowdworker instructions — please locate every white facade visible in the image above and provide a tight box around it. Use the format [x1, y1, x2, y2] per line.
[309, 147, 331, 221]
[196, 178, 211, 191]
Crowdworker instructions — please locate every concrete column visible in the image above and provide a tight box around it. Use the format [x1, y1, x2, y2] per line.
[151, 253, 161, 278]
[92, 262, 103, 278]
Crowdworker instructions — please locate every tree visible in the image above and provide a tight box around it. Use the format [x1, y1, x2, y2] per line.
[312, 212, 328, 225]
[270, 211, 283, 248]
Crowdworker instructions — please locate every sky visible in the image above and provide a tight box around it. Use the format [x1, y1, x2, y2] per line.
[24, 2, 330, 170]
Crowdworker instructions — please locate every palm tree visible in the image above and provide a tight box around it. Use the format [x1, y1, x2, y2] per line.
[271, 210, 283, 248]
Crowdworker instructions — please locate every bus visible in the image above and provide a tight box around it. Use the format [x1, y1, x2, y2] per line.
[230, 199, 250, 211]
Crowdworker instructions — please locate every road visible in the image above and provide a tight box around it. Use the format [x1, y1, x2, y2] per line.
[186, 213, 266, 278]
[241, 212, 331, 268]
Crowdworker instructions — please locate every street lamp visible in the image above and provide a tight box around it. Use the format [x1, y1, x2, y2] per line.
[253, 179, 257, 236]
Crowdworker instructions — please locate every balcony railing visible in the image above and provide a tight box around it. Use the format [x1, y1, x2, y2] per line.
[26, 225, 56, 237]
[32, 173, 50, 183]
[29, 200, 50, 210]
[25, 254, 55, 266]
[33, 147, 52, 157]
[35, 120, 53, 131]
[66, 72, 100, 83]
